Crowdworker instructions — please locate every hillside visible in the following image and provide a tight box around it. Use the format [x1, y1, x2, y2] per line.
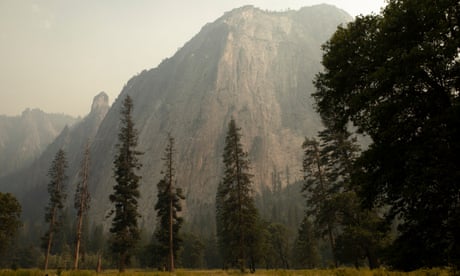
[0, 109, 77, 177]
[0, 92, 110, 221]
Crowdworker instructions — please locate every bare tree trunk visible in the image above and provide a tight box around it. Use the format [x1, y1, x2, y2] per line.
[168, 145, 174, 272]
[73, 213, 84, 269]
[169, 191, 174, 272]
[74, 141, 90, 270]
[119, 252, 126, 272]
[44, 207, 57, 271]
[44, 231, 53, 271]
[96, 252, 102, 273]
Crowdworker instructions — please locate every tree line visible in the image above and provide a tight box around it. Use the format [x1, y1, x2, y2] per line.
[1, 0, 459, 272]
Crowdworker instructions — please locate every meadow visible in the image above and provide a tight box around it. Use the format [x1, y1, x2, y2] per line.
[0, 268, 452, 276]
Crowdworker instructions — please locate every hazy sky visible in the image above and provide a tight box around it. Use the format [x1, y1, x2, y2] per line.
[0, 0, 386, 117]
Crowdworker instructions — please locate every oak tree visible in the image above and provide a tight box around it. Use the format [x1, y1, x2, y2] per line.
[314, 0, 460, 269]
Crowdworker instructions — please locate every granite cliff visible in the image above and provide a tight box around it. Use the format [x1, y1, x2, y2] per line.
[0, 5, 351, 228]
[86, 5, 351, 226]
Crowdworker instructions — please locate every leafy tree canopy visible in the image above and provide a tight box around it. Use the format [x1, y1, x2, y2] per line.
[0, 192, 22, 256]
[314, 0, 460, 269]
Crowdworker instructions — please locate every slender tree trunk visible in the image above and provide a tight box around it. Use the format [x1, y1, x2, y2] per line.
[44, 231, 53, 271]
[235, 140, 245, 273]
[313, 143, 337, 267]
[366, 248, 379, 269]
[119, 252, 126, 272]
[168, 146, 174, 272]
[169, 192, 174, 272]
[73, 211, 84, 269]
[44, 207, 57, 271]
[96, 252, 102, 273]
[74, 143, 89, 270]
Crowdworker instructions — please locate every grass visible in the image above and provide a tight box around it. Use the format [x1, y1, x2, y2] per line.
[0, 268, 452, 276]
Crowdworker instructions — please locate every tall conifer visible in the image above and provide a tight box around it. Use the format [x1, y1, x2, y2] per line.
[42, 149, 68, 271]
[216, 118, 259, 272]
[154, 133, 184, 272]
[108, 95, 142, 272]
[73, 141, 91, 270]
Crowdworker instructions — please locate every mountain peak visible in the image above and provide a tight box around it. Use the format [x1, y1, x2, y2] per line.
[91, 92, 109, 114]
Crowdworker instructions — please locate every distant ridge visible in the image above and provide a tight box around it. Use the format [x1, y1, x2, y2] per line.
[0, 109, 77, 177]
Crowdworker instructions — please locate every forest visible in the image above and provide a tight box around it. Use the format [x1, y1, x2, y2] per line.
[0, 0, 459, 274]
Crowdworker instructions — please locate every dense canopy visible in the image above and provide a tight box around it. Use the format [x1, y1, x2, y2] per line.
[314, 0, 460, 270]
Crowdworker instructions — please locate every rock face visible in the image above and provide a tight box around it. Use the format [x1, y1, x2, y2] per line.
[86, 5, 351, 227]
[0, 5, 350, 227]
[0, 109, 77, 177]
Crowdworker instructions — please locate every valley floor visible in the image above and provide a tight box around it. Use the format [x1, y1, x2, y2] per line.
[0, 268, 453, 276]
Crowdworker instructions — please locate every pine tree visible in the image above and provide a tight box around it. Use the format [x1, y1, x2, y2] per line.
[42, 149, 68, 271]
[73, 141, 91, 270]
[302, 124, 388, 268]
[301, 136, 337, 266]
[216, 118, 259, 272]
[108, 95, 142, 272]
[154, 133, 185, 272]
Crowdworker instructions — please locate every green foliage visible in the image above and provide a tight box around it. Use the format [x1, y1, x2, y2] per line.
[0, 193, 22, 258]
[293, 217, 320, 269]
[108, 95, 142, 272]
[216, 118, 260, 272]
[153, 134, 185, 271]
[74, 142, 91, 217]
[73, 141, 91, 269]
[301, 136, 339, 265]
[0, 268, 453, 276]
[264, 222, 291, 269]
[180, 233, 205, 269]
[301, 125, 389, 268]
[42, 149, 68, 270]
[313, 0, 460, 270]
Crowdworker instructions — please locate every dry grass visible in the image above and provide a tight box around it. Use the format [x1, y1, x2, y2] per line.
[0, 268, 452, 276]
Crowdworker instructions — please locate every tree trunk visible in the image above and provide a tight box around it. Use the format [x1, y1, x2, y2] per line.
[314, 143, 337, 268]
[169, 193, 174, 272]
[44, 231, 53, 271]
[366, 248, 379, 269]
[73, 211, 84, 269]
[119, 252, 126, 272]
[168, 146, 174, 272]
[44, 207, 57, 271]
[96, 253, 102, 273]
[235, 141, 245, 273]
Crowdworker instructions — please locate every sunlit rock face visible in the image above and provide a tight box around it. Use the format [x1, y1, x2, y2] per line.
[1, 5, 351, 228]
[86, 5, 351, 227]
